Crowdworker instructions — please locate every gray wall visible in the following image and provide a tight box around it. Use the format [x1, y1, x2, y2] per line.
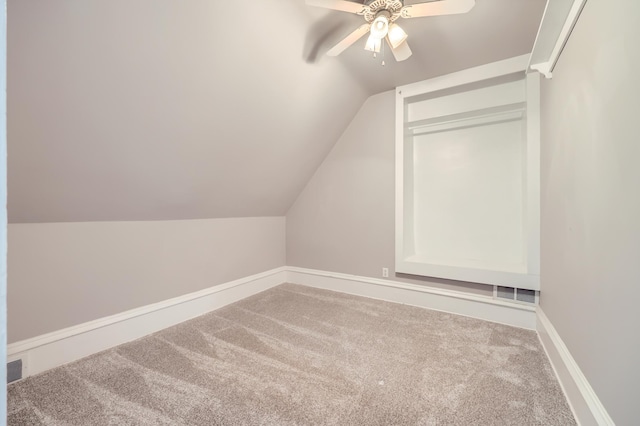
[0, 0, 6, 415]
[540, 1, 640, 423]
[287, 91, 491, 296]
[8, 217, 285, 343]
[8, 0, 368, 223]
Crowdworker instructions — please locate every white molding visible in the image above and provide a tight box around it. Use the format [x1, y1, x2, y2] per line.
[7, 267, 288, 380]
[537, 307, 614, 425]
[287, 267, 536, 330]
[7, 266, 536, 381]
[525, 72, 541, 279]
[7, 265, 613, 425]
[396, 56, 540, 291]
[396, 55, 530, 98]
[408, 108, 525, 137]
[529, 0, 588, 78]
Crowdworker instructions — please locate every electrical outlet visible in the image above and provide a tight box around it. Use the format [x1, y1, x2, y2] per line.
[382, 267, 389, 278]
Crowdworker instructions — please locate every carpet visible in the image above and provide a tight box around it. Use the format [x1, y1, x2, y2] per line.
[8, 283, 575, 425]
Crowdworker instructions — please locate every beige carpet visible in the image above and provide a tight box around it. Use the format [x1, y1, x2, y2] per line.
[8, 283, 575, 425]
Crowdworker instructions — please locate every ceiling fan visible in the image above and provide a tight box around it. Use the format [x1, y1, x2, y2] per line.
[306, 0, 476, 62]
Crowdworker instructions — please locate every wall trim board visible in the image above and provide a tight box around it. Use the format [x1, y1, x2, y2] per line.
[10, 266, 584, 387]
[7, 267, 288, 380]
[528, 0, 588, 78]
[287, 267, 537, 330]
[537, 307, 614, 425]
[396, 55, 530, 98]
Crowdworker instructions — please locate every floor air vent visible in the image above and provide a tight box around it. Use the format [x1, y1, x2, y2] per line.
[516, 289, 536, 303]
[495, 286, 538, 304]
[7, 359, 22, 383]
[497, 286, 515, 300]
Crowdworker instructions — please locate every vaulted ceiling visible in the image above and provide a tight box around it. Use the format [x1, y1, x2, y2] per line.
[8, 0, 546, 223]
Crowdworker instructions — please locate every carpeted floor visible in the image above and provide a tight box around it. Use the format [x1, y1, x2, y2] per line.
[8, 283, 575, 425]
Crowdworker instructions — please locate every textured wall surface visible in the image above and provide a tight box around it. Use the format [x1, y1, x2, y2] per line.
[540, 0, 640, 423]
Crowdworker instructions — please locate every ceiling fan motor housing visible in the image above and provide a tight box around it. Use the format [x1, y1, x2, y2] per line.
[363, 0, 403, 23]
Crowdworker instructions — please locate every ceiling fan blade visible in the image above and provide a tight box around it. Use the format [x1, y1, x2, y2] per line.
[327, 24, 370, 56]
[386, 37, 412, 62]
[401, 0, 475, 19]
[306, 0, 366, 14]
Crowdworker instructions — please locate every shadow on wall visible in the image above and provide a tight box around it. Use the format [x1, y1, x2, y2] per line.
[303, 15, 353, 63]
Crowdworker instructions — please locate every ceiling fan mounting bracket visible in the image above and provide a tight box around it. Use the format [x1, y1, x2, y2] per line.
[363, 0, 403, 23]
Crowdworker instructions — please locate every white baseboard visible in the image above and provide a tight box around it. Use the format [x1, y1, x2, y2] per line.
[6, 266, 553, 385]
[7, 266, 612, 425]
[287, 267, 537, 330]
[7, 267, 288, 380]
[536, 307, 614, 426]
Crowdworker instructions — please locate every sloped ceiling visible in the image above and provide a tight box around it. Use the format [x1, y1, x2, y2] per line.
[8, 0, 545, 223]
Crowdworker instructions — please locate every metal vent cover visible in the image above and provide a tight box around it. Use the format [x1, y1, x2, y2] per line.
[497, 286, 515, 300]
[495, 286, 537, 304]
[7, 359, 22, 383]
[516, 289, 536, 304]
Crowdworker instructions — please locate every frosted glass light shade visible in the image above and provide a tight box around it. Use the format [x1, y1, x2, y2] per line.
[370, 15, 389, 40]
[365, 34, 382, 53]
[388, 23, 408, 49]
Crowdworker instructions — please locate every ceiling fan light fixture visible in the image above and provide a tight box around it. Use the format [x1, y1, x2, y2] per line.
[309, 0, 477, 62]
[365, 34, 382, 53]
[369, 11, 390, 40]
[387, 23, 408, 49]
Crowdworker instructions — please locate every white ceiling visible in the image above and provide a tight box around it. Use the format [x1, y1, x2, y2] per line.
[8, 0, 546, 223]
